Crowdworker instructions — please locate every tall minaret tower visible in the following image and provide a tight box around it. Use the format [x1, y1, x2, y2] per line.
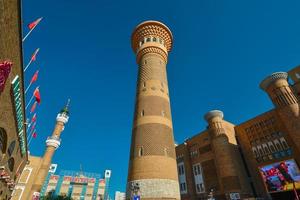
[127, 21, 180, 200]
[29, 100, 70, 198]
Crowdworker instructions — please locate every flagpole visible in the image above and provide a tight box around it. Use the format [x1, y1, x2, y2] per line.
[28, 129, 36, 146]
[24, 48, 40, 72]
[25, 95, 35, 110]
[22, 17, 43, 42]
[25, 82, 32, 94]
[23, 59, 33, 72]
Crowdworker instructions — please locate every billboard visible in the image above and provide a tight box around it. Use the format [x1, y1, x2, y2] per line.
[259, 159, 300, 193]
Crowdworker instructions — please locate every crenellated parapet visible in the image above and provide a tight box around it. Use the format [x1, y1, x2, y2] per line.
[260, 72, 298, 108]
[260, 72, 288, 91]
[131, 21, 173, 64]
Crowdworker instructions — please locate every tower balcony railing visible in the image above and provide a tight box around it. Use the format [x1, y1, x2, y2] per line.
[46, 136, 61, 149]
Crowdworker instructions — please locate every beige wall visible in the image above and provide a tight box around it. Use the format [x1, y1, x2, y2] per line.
[11, 156, 43, 200]
[0, 0, 28, 198]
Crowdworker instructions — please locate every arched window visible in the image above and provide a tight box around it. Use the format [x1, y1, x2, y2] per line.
[8, 157, 14, 172]
[0, 127, 7, 154]
[146, 37, 151, 42]
[153, 37, 157, 42]
[164, 148, 168, 156]
[8, 140, 16, 156]
[139, 147, 143, 157]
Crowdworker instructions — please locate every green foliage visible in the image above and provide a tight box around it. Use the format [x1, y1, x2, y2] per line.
[41, 190, 73, 200]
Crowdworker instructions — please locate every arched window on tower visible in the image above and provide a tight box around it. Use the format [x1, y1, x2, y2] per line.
[139, 147, 143, 157]
[8, 140, 16, 157]
[0, 127, 7, 156]
[8, 157, 15, 172]
[146, 37, 151, 42]
[164, 148, 168, 156]
[153, 37, 157, 42]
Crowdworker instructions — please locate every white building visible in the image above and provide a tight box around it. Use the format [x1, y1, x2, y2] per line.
[115, 191, 125, 200]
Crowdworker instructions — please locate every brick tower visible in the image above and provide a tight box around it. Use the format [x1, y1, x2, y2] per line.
[127, 21, 180, 200]
[260, 72, 300, 154]
[29, 100, 70, 198]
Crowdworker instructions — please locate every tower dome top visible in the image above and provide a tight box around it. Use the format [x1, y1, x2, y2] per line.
[260, 72, 288, 91]
[204, 110, 224, 122]
[131, 20, 173, 53]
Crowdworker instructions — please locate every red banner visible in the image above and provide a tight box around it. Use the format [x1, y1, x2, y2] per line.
[0, 61, 12, 92]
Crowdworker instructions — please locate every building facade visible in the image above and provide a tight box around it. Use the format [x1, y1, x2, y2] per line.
[127, 20, 180, 200]
[0, 0, 28, 199]
[176, 66, 300, 200]
[115, 191, 125, 200]
[11, 156, 57, 200]
[41, 169, 110, 200]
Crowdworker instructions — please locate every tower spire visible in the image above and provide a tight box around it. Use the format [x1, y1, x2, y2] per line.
[29, 100, 70, 198]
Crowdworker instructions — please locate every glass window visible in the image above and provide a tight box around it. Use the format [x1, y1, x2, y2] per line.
[8, 141, 16, 157]
[8, 157, 14, 172]
[152, 37, 157, 42]
[146, 37, 151, 42]
[0, 128, 7, 153]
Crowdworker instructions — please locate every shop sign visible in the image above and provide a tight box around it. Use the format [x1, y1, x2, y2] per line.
[12, 76, 26, 156]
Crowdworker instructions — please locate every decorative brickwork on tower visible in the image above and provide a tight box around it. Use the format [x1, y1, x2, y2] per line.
[127, 21, 180, 200]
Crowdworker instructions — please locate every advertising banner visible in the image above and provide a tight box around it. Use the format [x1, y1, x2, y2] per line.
[259, 159, 300, 193]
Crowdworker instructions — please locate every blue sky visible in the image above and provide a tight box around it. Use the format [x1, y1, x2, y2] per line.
[22, 0, 300, 197]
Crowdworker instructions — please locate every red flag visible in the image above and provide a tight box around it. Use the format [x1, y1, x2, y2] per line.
[30, 70, 39, 84]
[33, 88, 41, 104]
[32, 132, 37, 138]
[28, 17, 43, 30]
[31, 113, 37, 123]
[30, 102, 37, 113]
[31, 48, 40, 62]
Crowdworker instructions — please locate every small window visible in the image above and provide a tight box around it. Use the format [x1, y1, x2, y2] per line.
[159, 38, 163, 44]
[146, 37, 151, 42]
[162, 110, 165, 117]
[153, 37, 157, 42]
[8, 157, 14, 172]
[143, 82, 146, 87]
[164, 148, 168, 156]
[141, 40, 144, 45]
[139, 147, 143, 156]
[0, 128, 7, 153]
[8, 141, 16, 156]
[141, 110, 144, 116]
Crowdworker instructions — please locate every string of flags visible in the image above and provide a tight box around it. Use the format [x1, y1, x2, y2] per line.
[23, 17, 43, 146]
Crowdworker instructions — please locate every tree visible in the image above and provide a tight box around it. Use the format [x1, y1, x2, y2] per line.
[41, 190, 73, 200]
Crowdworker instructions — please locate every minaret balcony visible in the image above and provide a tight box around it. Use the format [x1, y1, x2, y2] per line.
[56, 113, 69, 124]
[46, 136, 61, 149]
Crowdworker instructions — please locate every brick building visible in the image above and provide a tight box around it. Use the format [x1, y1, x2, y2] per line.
[0, 0, 28, 199]
[176, 66, 300, 200]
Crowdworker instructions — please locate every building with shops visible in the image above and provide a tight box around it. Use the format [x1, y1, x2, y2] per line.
[176, 66, 300, 200]
[0, 0, 28, 199]
[41, 169, 111, 200]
